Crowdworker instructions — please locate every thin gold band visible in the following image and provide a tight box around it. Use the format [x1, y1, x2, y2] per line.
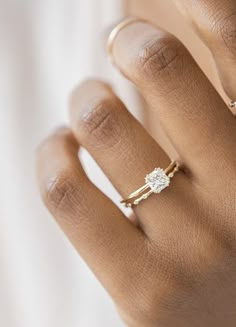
[121, 161, 179, 208]
[107, 17, 146, 63]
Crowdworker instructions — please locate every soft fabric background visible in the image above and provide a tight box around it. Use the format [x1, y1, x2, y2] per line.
[0, 0, 221, 326]
[0, 1, 131, 326]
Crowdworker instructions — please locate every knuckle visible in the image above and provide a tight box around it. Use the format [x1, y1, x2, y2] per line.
[213, 13, 236, 54]
[79, 97, 122, 148]
[45, 172, 76, 212]
[130, 282, 176, 326]
[123, 249, 171, 324]
[135, 35, 185, 81]
[132, 293, 161, 325]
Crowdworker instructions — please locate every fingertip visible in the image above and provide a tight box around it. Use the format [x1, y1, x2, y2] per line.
[106, 17, 148, 64]
[36, 125, 80, 196]
[69, 79, 116, 132]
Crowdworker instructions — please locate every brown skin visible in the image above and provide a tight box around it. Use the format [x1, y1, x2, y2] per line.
[37, 2, 236, 327]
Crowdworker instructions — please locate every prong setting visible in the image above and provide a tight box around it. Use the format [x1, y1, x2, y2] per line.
[121, 161, 179, 207]
[145, 168, 170, 194]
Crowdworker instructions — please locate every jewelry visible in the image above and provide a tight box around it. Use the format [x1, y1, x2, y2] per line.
[107, 17, 146, 63]
[121, 161, 179, 208]
[229, 100, 236, 109]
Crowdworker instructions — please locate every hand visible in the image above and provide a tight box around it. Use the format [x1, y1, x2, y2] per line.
[37, 6, 236, 327]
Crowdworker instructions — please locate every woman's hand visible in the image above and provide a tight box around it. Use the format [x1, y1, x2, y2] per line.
[37, 4, 236, 327]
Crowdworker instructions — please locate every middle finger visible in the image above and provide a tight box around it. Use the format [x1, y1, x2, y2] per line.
[109, 20, 236, 182]
[69, 80, 187, 232]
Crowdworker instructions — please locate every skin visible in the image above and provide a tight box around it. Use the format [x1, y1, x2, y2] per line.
[37, 2, 236, 326]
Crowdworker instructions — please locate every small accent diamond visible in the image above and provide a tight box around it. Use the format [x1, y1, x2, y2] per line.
[145, 168, 170, 193]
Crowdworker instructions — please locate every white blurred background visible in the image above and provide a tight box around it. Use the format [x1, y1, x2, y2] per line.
[0, 1, 133, 326]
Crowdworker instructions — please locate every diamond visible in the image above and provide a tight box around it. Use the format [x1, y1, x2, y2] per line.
[145, 168, 170, 194]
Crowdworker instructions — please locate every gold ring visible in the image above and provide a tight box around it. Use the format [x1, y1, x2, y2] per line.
[107, 17, 147, 63]
[121, 161, 179, 208]
[229, 100, 236, 109]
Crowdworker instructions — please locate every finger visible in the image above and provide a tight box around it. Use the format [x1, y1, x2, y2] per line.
[69, 80, 186, 230]
[36, 127, 145, 301]
[68, 84, 232, 296]
[109, 20, 236, 181]
[172, 0, 236, 100]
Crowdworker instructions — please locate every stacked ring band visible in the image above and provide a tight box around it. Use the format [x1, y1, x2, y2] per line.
[121, 161, 179, 207]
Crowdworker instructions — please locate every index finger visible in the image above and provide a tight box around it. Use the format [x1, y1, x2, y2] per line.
[172, 0, 236, 102]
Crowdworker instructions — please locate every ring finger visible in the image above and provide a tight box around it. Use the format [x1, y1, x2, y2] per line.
[69, 80, 188, 235]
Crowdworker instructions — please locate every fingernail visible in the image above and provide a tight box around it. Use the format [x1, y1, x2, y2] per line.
[105, 17, 144, 63]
